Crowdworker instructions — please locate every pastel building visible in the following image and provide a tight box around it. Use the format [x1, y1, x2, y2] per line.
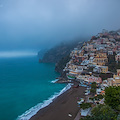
[85, 76, 102, 84]
[100, 66, 108, 73]
[93, 66, 108, 73]
[113, 69, 120, 86]
[93, 53, 108, 66]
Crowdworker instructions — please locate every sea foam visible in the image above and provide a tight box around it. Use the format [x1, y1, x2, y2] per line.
[51, 79, 59, 83]
[17, 83, 72, 120]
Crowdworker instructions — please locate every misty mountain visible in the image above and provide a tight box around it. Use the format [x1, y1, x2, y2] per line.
[0, 0, 120, 50]
[38, 49, 48, 59]
[39, 40, 83, 63]
[38, 40, 84, 73]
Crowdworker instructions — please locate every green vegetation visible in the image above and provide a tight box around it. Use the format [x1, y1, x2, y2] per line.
[91, 82, 97, 89]
[105, 86, 120, 111]
[80, 104, 117, 120]
[81, 86, 120, 120]
[90, 82, 96, 94]
[94, 94, 103, 100]
[91, 105, 117, 120]
[107, 54, 120, 73]
[80, 103, 91, 110]
[90, 89, 96, 94]
[89, 94, 103, 101]
[89, 97, 94, 101]
[82, 86, 120, 120]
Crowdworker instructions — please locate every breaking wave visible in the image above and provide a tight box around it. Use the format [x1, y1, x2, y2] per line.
[51, 79, 59, 83]
[17, 83, 72, 120]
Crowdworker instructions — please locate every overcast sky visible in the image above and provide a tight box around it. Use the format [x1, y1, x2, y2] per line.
[0, 0, 120, 51]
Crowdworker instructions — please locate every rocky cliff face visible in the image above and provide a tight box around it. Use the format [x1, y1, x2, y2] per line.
[39, 40, 84, 74]
[55, 55, 71, 74]
[40, 40, 81, 63]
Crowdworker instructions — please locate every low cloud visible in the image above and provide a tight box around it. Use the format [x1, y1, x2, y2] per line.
[0, 0, 120, 50]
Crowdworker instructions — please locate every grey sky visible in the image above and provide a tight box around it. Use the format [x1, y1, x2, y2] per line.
[0, 0, 120, 51]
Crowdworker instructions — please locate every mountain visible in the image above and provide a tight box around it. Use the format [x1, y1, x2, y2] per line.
[38, 49, 48, 59]
[39, 40, 83, 63]
[38, 39, 84, 73]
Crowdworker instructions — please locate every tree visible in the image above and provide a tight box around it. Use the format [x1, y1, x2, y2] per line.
[91, 82, 97, 89]
[80, 104, 117, 120]
[94, 94, 103, 100]
[107, 54, 120, 73]
[80, 103, 91, 110]
[90, 82, 97, 95]
[90, 89, 96, 94]
[105, 86, 120, 110]
[91, 104, 117, 120]
[116, 105, 120, 112]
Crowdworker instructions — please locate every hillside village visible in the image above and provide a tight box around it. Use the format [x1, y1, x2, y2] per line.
[62, 29, 120, 87]
[57, 29, 120, 119]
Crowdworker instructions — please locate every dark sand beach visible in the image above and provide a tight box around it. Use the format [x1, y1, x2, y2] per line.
[30, 86, 86, 120]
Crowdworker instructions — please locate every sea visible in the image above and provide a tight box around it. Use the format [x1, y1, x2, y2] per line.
[0, 54, 69, 120]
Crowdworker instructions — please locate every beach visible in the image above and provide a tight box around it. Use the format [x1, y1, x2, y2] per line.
[30, 86, 86, 120]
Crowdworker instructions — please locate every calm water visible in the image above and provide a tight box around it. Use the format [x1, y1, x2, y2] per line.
[0, 56, 65, 120]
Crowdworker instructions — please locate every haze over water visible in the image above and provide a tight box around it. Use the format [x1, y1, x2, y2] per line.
[0, 0, 120, 51]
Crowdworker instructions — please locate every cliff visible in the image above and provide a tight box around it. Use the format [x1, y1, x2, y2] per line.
[39, 40, 84, 74]
[55, 55, 71, 74]
[40, 40, 82, 63]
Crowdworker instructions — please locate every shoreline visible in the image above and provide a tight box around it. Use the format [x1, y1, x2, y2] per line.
[17, 83, 71, 120]
[30, 85, 86, 120]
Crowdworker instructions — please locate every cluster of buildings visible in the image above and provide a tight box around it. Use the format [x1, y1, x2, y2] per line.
[103, 69, 120, 87]
[64, 29, 120, 119]
[63, 29, 120, 86]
